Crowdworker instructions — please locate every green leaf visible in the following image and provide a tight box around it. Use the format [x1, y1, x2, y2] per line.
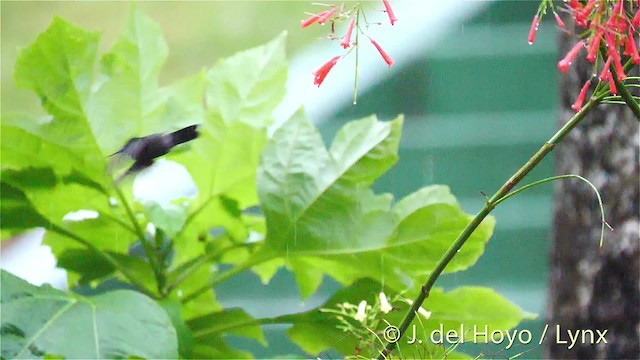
[0, 270, 178, 359]
[5, 9, 205, 270]
[206, 32, 287, 127]
[14, 17, 102, 160]
[143, 201, 187, 238]
[159, 297, 195, 358]
[0, 181, 49, 238]
[89, 6, 203, 155]
[188, 308, 267, 346]
[283, 279, 534, 358]
[258, 111, 402, 254]
[419, 287, 537, 338]
[283, 283, 372, 356]
[56, 249, 155, 284]
[258, 112, 494, 294]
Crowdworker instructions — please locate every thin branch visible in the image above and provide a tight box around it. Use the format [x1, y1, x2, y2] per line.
[377, 91, 604, 359]
[48, 223, 157, 298]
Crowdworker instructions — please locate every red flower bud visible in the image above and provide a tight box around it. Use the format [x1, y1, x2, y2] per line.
[301, 11, 324, 28]
[554, 12, 565, 29]
[586, 29, 602, 63]
[370, 39, 394, 67]
[312, 56, 341, 87]
[382, 0, 398, 26]
[572, 80, 592, 112]
[626, 30, 640, 65]
[528, 14, 539, 45]
[558, 41, 585, 73]
[608, 71, 617, 96]
[340, 17, 356, 49]
[599, 56, 612, 81]
[317, 8, 336, 25]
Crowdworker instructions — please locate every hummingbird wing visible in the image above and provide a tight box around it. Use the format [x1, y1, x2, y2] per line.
[114, 158, 155, 184]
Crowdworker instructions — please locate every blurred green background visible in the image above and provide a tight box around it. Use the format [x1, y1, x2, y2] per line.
[2, 1, 558, 358]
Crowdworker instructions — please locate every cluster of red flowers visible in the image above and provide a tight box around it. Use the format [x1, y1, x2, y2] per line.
[301, 1, 397, 88]
[529, 0, 640, 111]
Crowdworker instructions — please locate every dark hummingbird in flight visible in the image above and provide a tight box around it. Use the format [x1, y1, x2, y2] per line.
[109, 124, 199, 183]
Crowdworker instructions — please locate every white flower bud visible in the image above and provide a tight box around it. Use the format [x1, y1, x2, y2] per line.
[379, 292, 393, 314]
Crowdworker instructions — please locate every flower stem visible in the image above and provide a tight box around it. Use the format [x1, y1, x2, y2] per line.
[377, 92, 603, 359]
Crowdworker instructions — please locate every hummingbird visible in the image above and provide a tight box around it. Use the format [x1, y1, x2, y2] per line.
[109, 124, 199, 183]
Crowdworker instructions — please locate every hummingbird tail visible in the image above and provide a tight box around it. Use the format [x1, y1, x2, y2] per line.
[170, 125, 199, 146]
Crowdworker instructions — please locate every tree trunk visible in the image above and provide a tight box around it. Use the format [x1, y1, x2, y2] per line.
[545, 20, 640, 360]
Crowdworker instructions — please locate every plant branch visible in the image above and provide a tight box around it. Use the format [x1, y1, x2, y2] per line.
[112, 185, 165, 293]
[165, 241, 254, 294]
[48, 223, 157, 298]
[493, 174, 611, 246]
[614, 77, 640, 120]
[377, 91, 604, 359]
[181, 250, 275, 304]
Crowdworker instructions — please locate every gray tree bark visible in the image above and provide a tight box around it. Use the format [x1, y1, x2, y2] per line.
[545, 20, 640, 360]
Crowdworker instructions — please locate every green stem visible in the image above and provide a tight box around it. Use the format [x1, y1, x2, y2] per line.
[614, 77, 640, 120]
[493, 174, 610, 246]
[377, 91, 603, 359]
[602, 46, 640, 121]
[353, 6, 361, 105]
[191, 313, 296, 339]
[113, 185, 164, 294]
[181, 251, 275, 304]
[165, 242, 253, 294]
[48, 223, 157, 298]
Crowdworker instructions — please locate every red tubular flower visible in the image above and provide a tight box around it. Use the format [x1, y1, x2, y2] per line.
[611, 53, 626, 81]
[340, 17, 355, 49]
[553, 12, 565, 29]
[599, 56, 612, 81]
[585, 29, 602, 62]
[312, 56, 341, 87]
[382, 0, 398, 26]
[370, 39, 394, 67]
[608, 71, 617, 95]
[626, 30, 640, 64]
[568, 0, 582, 10]
[633, 9, 640, 27]
[604, 32, 626, 81]
[574, 0, 596, 27]
[301, 11, 324, 28]
[528, 14, 539, 45]
[557, 40, 585, 73]
[606, 0, 626, 32]
[317, 8, 336, 25]
[572, 79, 592, 112]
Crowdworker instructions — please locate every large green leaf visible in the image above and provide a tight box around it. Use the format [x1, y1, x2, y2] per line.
[4, 9, 204, 268]
[166, 33, 287, 284]
[257, 112, 494, 296]
[0, 270, 178, 359]
[282, 279, 534, 358]
[206, 31, 287, 127]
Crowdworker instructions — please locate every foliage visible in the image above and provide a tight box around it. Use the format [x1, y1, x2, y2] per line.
[1, 8, 534, 358]
[0, 270, 177, 359]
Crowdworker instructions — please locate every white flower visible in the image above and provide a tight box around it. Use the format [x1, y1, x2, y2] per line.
[418, 307, 432, 319]
[355, 300, 367, 322]
[406, 299, 432, 319]
[379, 292, 393, 314]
